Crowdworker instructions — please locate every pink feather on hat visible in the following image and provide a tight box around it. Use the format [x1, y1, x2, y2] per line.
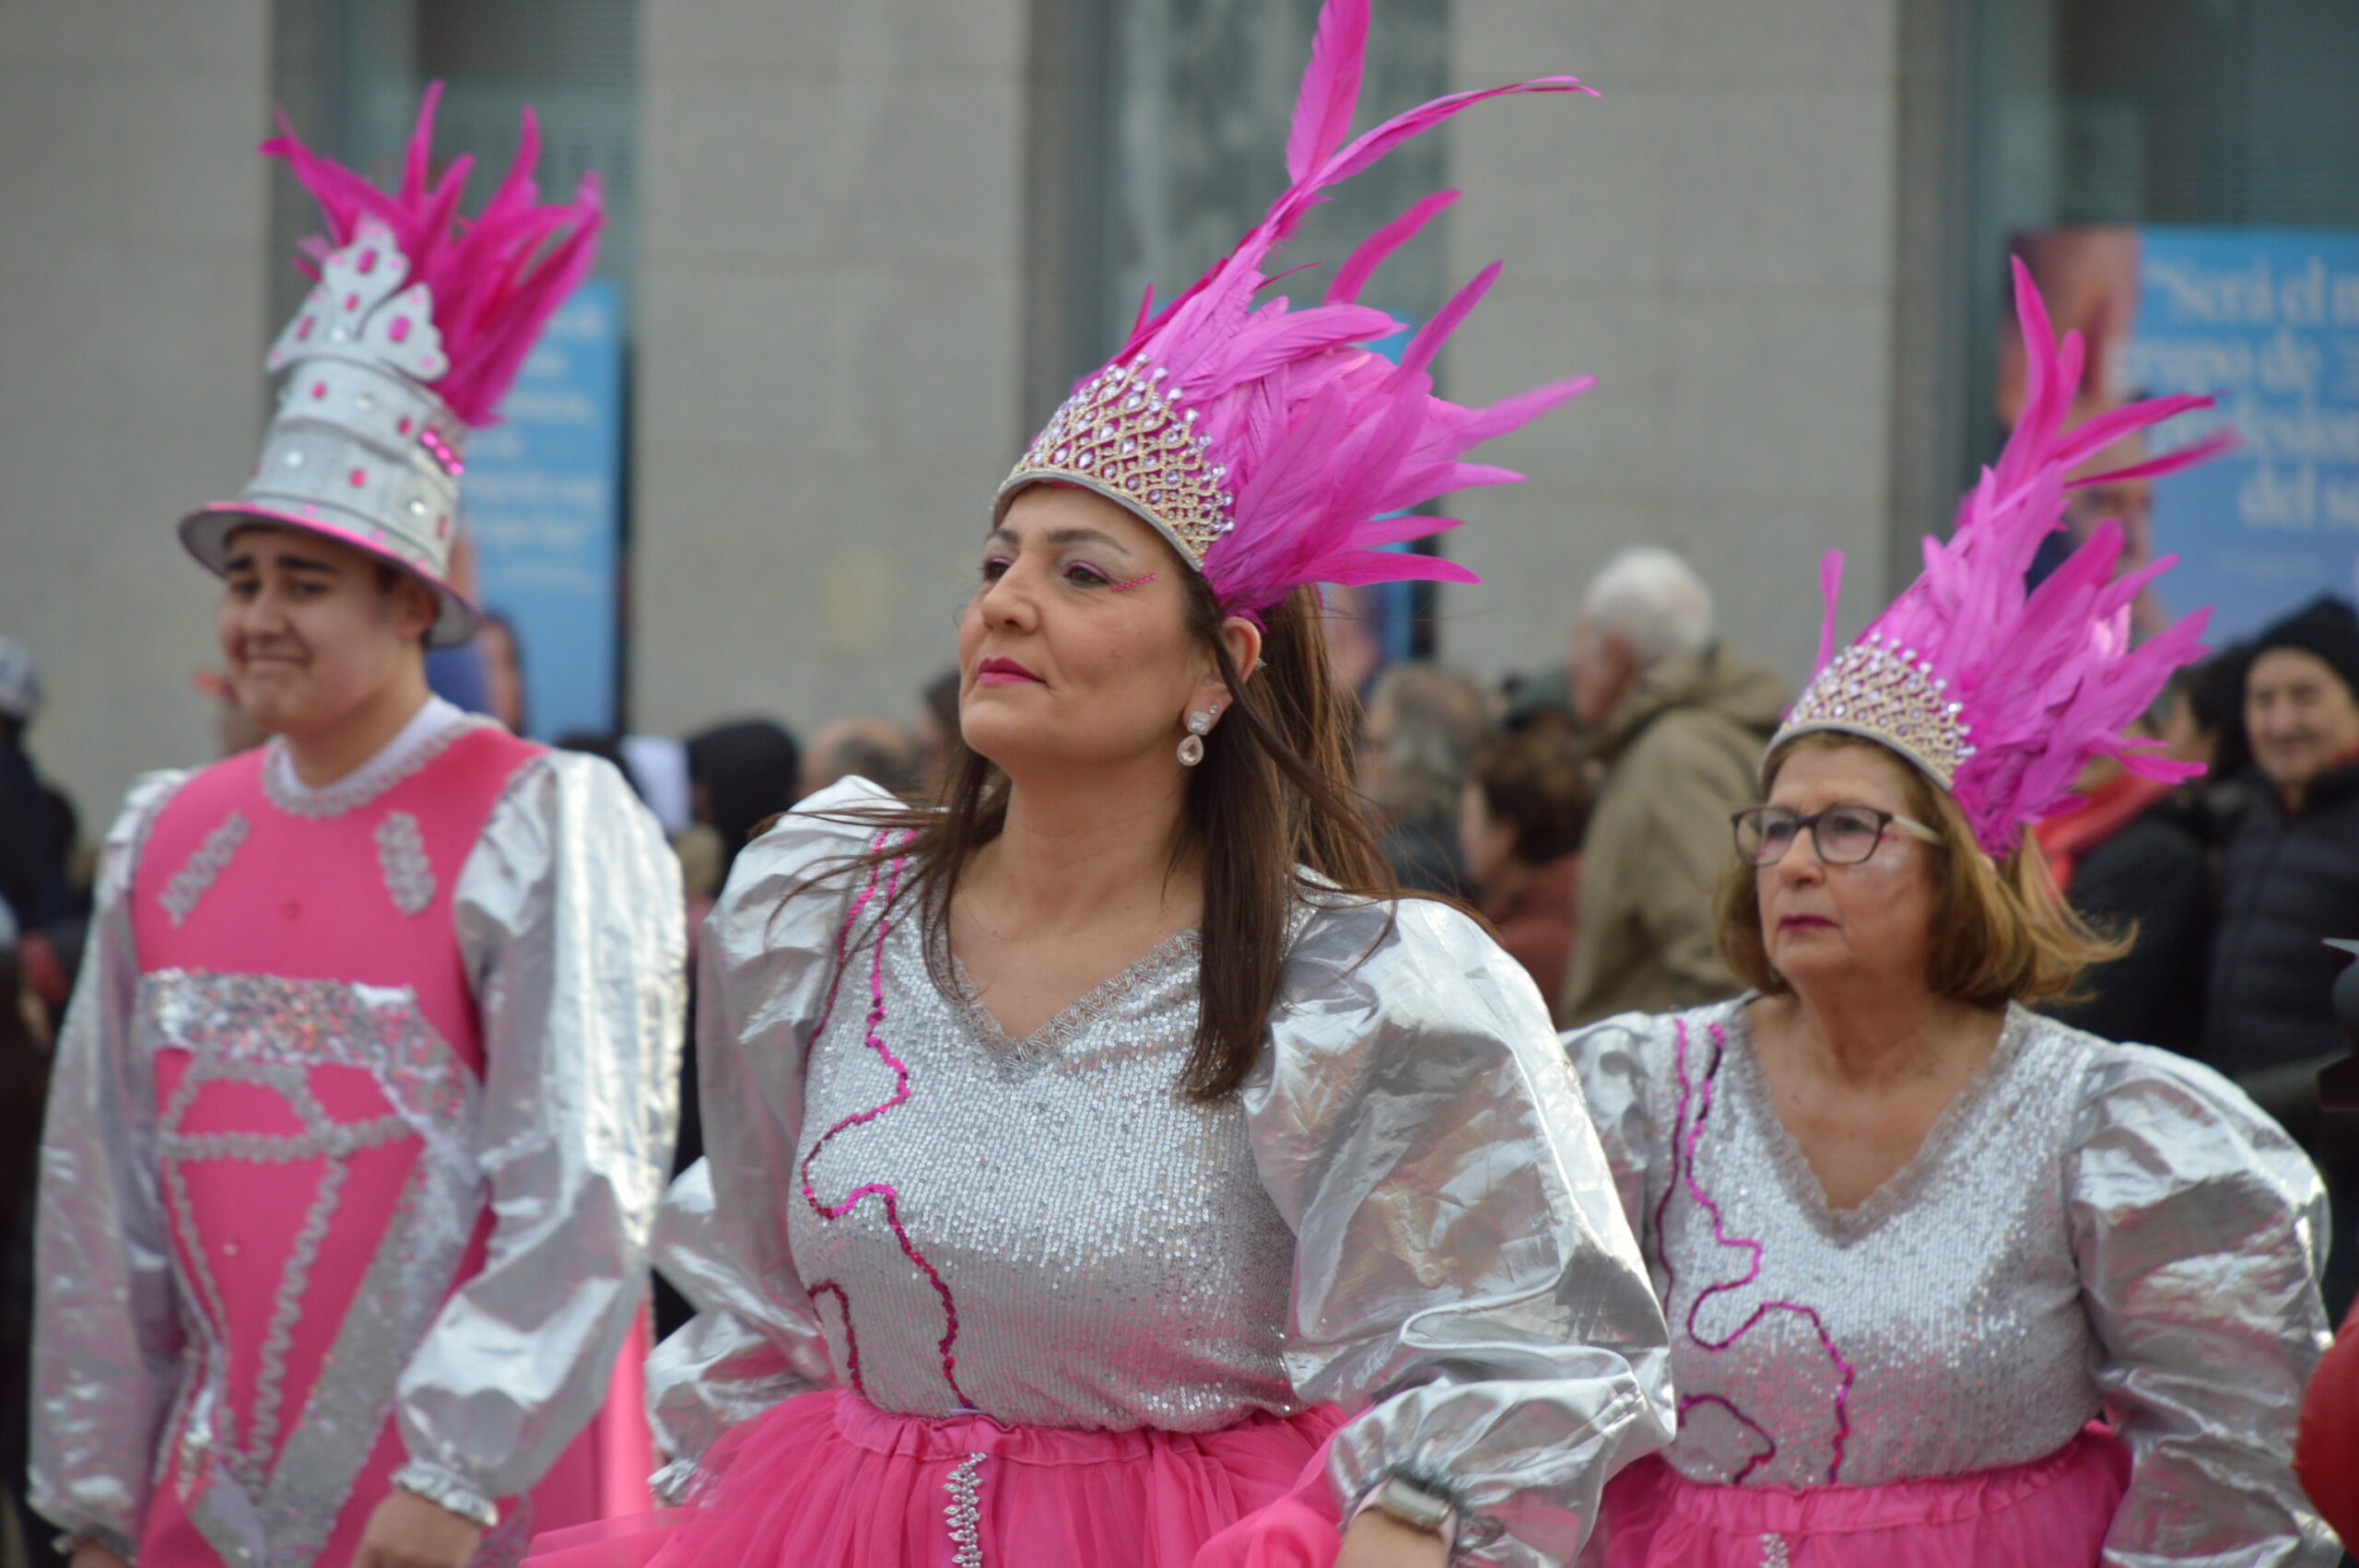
[1783, 258, 2224, 855]
[261, 81, 604, 428]
[997, 0, 1597, 614]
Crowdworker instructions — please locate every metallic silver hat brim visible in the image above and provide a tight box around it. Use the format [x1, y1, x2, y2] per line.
[178, 501, 479, 649]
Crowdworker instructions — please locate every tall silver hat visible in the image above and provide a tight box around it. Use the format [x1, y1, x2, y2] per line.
[178, 88, 603, 649]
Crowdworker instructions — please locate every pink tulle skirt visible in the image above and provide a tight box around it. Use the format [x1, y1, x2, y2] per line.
[526, 1389, 1350, 1568]
[1595, 1427, 2130, 1567]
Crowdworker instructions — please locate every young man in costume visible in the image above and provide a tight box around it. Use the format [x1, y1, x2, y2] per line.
[29, 90, 686, 1568]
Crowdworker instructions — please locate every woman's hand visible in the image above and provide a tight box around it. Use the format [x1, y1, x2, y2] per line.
[351, 1489, 487, 1568]
[1335, 1507, 1452, 1568]
[68, 1541, 132, 1568]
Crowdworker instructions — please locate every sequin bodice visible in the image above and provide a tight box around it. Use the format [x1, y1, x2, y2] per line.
[788, 916, 1299, 1430]
[1569, 1002, 2314, 1492]
[1662, 1008, 2092, 1486]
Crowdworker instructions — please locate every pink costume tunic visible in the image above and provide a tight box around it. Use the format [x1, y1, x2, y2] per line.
[31, 702, 687, 1568]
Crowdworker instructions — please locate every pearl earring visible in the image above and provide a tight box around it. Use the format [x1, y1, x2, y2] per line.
[1179, 705, 1217, 766]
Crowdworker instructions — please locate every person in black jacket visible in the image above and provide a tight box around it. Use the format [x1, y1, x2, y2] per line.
[2208, 596, 2359, 1315]
[2038, 766, 2211, 1055]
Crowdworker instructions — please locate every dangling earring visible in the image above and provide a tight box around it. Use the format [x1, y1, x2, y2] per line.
[1178, 705, 1217, 766]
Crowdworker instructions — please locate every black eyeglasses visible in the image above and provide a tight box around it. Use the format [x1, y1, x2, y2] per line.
[1731, 803, 1942, 867]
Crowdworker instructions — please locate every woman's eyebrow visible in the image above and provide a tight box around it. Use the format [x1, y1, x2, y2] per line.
[1044, 526, 1132, 555]
[986, 523, 1133, 555]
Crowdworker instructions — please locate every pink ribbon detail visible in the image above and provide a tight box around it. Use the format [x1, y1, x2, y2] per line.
[800, 834, 971, 1406]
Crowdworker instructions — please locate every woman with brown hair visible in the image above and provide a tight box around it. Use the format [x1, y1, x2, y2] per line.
[546, 9, 1673, 1568]
[1566, 267, 2333, 1566]
[1459, 729, 1590, 1012]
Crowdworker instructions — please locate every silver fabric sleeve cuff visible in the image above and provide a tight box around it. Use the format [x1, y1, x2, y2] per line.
[390, 1461, 499, 1530]
[1347, 1469, 1464, 1551]
[650, 1457, 700, 1507]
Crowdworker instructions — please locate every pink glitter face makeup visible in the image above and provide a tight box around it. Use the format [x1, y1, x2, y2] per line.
[1110, 572, 1160, 593]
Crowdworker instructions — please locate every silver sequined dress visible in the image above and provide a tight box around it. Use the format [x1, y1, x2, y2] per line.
[1566, 999, 2335, 1564]
[646, 779, 1676, 1568]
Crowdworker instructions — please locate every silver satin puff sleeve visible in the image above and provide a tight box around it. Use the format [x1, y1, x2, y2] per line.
[29, 771, 191, 1558]
[2068, 1045, 2337, 1566]
[1557, 1015, 1669, 1252]
[389, 752, 687, 1520]
[644, 778, 891, 1503]
[1249, 897, 1675, 1568]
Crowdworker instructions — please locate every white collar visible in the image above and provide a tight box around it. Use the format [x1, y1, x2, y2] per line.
[264, 696, 480, 819]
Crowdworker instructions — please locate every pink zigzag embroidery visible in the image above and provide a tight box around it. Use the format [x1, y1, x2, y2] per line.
[1667, 1016, 1856, 1485]
[799, 832, 970, 1407]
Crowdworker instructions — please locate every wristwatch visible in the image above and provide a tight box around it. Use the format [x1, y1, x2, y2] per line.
[1365, 1472, 1458, 1542]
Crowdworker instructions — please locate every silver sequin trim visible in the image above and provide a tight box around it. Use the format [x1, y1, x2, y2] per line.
[260, 714, 494, 820]
[278, 1157, 485, 1560]
[945, 926, 1201, 1063]
[1759, 1533, 1791, 1568]
[144, 970, 481, 1156]
[141, 970, 489, 1565]
[159, 811, 251, 927]
[158, 1057, 406, 1539]
[945, 1453, 986, 1568]
[376, 811, 438, 916]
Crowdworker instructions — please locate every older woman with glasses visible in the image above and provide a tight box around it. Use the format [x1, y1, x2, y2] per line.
[1565, 267, 2334, 1567]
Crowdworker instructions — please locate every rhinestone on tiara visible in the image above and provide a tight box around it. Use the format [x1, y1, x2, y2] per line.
[1781, 632, 1976, 788]
[1000, 360, 1233, 569]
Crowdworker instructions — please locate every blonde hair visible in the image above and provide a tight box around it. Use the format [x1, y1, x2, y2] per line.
[1717, 732, 2123, 1008]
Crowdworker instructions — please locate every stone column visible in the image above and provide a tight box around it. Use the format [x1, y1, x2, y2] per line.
[0, 0, 274, 818]
[1442, 0, 1914, 689]
[633, 0, 1028, 743]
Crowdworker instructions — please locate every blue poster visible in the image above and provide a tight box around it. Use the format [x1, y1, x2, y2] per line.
[462, 277, 625, 739]
[2124, 228, 2359, 639]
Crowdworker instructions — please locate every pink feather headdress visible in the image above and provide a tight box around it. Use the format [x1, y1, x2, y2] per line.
[177, 85, 604, 647]
[1776, 257, 2230, 855]
[996, 0, 1596, 614]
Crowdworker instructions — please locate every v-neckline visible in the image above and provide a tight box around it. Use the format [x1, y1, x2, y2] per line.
[946, 926, 1202, 1058]
[1720, 1001, 2029, 1246]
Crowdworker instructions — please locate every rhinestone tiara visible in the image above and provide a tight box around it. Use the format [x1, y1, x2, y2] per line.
[997, 359, 1235, 569]
[1775, 632, 1978, 789]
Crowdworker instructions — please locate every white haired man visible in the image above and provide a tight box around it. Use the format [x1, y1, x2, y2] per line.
[1557, 548, 1788, 1025]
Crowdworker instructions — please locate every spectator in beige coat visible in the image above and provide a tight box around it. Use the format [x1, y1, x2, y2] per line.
[1557, 549, 1788, 1025]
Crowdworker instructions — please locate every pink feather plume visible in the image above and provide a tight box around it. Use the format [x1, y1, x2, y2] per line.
[262, 82, 604, 427]
[1070, 0, 1594, 613]
[1806, 264, 2223, 854]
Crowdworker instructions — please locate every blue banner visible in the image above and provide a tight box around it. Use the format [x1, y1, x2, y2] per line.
[2126, 228, 2359, 638]
[463, 277, 626, 739]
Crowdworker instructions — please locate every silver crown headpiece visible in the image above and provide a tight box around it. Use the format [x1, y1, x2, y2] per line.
[1774, 632, 1978, 790]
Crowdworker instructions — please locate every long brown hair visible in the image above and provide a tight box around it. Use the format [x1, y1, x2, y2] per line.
[806, 575, 1400, 1098]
